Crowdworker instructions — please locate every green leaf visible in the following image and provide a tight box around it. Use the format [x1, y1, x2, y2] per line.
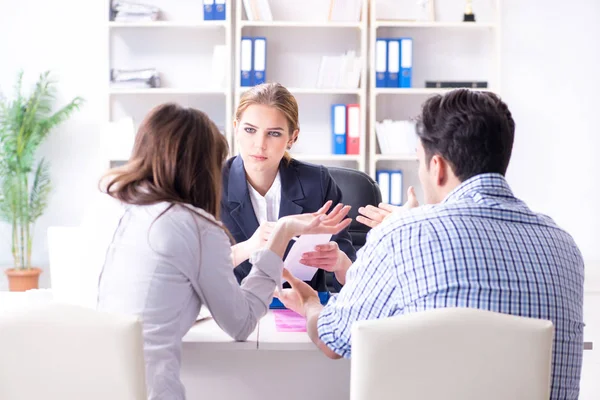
[0, 171, 19, 224]
[29, 159, 51, 223]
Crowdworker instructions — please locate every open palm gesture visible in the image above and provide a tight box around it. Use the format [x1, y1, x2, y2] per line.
[279, 200, 352, 237]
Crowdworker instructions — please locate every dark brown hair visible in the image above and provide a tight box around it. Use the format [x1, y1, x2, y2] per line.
[235, 82, 299, 163]
[101, 103, 229, 223]
[416, 89, 515, 181]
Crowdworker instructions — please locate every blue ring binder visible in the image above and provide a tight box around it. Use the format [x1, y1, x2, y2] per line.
[269, 291, 331, 309]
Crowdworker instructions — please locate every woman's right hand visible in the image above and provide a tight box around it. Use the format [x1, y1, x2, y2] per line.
[278, 201, 352, 238]
[248, 221, 276, 252]
[265, 201, 352, 259]
[231, 221, 275, 266]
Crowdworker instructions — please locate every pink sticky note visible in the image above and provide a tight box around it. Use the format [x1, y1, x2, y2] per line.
[273, 309, 307, 332]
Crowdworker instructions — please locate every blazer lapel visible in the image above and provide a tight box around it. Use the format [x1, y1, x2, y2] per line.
[278, 160, 304, 218]
[227, 157, 259, 239]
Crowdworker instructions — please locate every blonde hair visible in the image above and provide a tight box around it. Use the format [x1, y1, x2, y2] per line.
[235, 83, 299, 163]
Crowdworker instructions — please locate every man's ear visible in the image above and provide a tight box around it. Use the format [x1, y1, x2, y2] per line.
[431, 155, 447, 186]
[233, 119, 238, 129]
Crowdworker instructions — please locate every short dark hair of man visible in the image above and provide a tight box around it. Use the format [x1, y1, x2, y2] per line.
[415, 89, 516, 182]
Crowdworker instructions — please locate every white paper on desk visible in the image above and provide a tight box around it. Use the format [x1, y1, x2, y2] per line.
[283, 233, 332, 282]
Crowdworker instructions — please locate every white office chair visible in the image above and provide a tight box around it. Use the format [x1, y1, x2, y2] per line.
[47, 194, 124, 308]
[350, 307, 554, 400]
[0, 303, 146, 400]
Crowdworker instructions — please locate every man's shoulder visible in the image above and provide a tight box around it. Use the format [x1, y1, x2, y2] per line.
[377, 200, 511, 238]
[380, 199, 582, 255]
[381, 204, 448, 230]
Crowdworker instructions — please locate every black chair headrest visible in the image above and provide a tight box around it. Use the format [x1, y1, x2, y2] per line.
[328, 166, 382, 236]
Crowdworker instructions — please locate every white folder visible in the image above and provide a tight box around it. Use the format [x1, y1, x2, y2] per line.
[378, 171, 390, 205]
[390, 171, 403, 206]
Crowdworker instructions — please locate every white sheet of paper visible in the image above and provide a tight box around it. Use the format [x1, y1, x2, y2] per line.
[283, 233, 332, 283]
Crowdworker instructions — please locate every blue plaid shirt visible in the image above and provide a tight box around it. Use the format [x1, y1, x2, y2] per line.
[318, 173, 584, 399]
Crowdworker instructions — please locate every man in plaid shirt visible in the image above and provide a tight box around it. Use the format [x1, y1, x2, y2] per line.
[278, 89, 584, 399]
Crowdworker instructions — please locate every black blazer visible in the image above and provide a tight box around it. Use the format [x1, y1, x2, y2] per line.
[221, 156, 356, 292]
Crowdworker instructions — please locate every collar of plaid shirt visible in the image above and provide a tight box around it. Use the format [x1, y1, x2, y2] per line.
[441, 172, 514, 204]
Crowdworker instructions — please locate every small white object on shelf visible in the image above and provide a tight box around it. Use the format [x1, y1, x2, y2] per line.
[111, 1, 160, 22]
[315, 51, 362, 90]
[242, 0, 272, 21]
[375, 120, 418, 155]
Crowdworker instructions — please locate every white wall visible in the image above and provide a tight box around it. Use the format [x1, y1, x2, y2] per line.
[0, 0, 108, 288]
[0, 0, 599, 290]
[501, 0, 600, 267]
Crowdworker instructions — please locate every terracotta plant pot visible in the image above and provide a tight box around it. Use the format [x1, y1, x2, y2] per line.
[5, 267, 42, 292]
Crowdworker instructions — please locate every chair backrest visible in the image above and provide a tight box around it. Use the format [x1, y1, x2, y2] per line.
[0, 303, 147, 400]
[328, 166, 382, 250]
[351, 307, 554, 400]
[47, 227, 94, 307]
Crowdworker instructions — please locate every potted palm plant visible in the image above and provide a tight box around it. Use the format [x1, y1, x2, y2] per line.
[0, 71, 83, 291]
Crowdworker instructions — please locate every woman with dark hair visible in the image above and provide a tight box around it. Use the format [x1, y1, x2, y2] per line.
[95, 103, 351, 400]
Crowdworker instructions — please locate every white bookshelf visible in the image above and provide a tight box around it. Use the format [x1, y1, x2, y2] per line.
[108, 88, 228, 95]
[107, 0, 234, 158]
[108, 21, 227, 29]
[374, 154, 418, 162]
[288, 154, 362, 162]
[234, 0, 369, 172]
[374, 21, 498, 29]
[283, 88, 363, 95]
[239, 21, 362, 28]
[372, 87, 491, 96]
[103, 0, 503, 193]
[368, 0, 502, 202]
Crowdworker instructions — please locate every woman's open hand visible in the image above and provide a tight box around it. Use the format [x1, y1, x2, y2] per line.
[278, 200, 352, 237]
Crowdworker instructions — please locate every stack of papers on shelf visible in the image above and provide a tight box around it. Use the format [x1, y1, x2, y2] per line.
[316, 51, 362, 89]
[242, 0, 272, 21]
[375, 120, 418, 155]
[110, 68, 161, 89]
[328, 0, 362, 22]
[110, 1, 160, 22]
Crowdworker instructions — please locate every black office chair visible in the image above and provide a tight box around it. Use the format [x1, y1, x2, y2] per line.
[327, 167, 382, 292]
[329, 166, 382, 251]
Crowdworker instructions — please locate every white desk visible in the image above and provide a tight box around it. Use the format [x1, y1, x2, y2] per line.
[180, 311, 351, 400]
[182, 316, 258, 350]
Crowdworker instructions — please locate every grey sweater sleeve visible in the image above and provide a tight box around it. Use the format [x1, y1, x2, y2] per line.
[196, 225, 282, 341]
